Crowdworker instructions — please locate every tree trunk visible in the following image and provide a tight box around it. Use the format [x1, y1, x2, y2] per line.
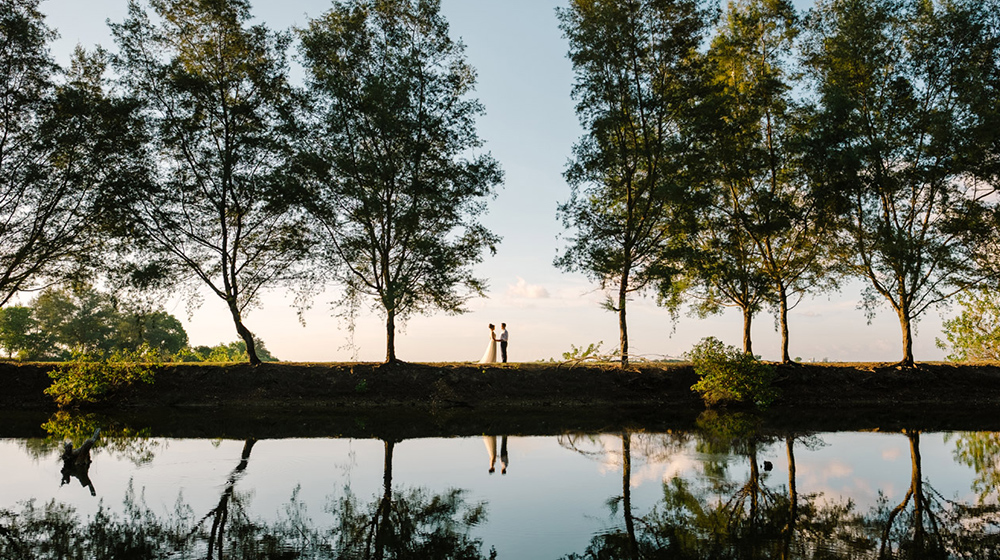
[208, 438, 256, 559]
[374, 439, 395, 560]
[898, 305, 914, 367]
[778, 283, 791, 363]
[619, 273, 629, 368]
[742, 305, 754, 355]
[226, 298, 260, 366]
[621, 432, 637, 560]
[385, 308, 397, 363]
[748, 443, 760, 525]
[782, 435, 797, 560]
[909, 431, 925, 552]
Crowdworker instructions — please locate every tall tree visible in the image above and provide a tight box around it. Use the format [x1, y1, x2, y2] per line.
[109, 0, 309, 365]
[0, 1, 139, 306]
[297, 0, 502, 363]
[556, 0, 710, 367]
[803, 0, 1000, 367]
[685, 0, 833, 360]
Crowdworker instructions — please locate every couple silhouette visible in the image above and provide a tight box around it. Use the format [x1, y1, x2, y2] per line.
[477, 322, 508, 363]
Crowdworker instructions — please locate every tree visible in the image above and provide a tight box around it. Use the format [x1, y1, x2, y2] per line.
[32, 286, 115, 357]
[0, 1, 140, 307]
[555, 0, 711, 367]
[109, 0, 310, 365]
[113, 310, 188, 356]
[0, 306, 45, 359]
[0, 284, 191, 360]
[685, 0, 833, 360]
[297, 0, 502, 363]
[24, 285, 191, 359]
[802, 0, 1000, 366]
[937, 289, 1000, 361]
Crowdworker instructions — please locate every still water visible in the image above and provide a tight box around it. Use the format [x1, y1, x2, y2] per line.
[3, 412, 1000, 559]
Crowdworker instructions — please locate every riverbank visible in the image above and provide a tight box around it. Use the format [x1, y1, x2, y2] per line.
[4, 361, 1000, 439]
[4, 360, 1000, 413]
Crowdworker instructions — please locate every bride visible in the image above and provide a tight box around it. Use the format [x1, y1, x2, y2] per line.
[478, 323, 498, 364]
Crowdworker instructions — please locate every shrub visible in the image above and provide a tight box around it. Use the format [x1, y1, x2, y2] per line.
[44, 345, 160, 407]
[687, 337, 778, 409]
[557, 341, 621, 363]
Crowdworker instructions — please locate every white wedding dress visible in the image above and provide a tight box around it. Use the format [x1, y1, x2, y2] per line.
[478, 337, 497, 364]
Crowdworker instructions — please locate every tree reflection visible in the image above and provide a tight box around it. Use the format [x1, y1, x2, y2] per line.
[0, 437, 495, 559]
[637, 411, 793, 557]
[557, 413, 852, 559]
[950, 431, 1000, 501]
[188, 438, 256, 559]
[558, 430, 689, 559]
[19, 411, 163, 466]
[330, 438, 493, 560]
[60, 427, 100, 496]
[864, 430, 1000, 559]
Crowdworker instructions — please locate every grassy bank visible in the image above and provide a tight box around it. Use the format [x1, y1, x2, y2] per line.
[4, 360, 1000, 414]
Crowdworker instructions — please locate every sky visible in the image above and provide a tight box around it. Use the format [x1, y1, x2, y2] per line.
[36, 0, 954, 364]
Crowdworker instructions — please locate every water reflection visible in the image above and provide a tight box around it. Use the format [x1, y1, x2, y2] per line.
[59, 427, 100, 496]
[5, 412, 1000, 558]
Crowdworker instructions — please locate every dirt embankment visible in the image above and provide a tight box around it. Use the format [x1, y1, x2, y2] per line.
[4, 360, 1000, 414]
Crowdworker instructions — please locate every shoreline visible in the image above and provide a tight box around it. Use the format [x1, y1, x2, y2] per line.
[4, 360, 1000, 439]
[3, 360, 1000, 411]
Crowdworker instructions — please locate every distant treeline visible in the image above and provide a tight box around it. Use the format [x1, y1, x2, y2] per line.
[0, 286, 277, 362]
[1, 0, 998, 368]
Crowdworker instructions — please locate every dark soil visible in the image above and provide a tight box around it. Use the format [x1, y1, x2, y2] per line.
[4, 360, 1000, 438]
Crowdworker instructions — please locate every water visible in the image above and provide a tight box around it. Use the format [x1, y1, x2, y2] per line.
[2, 411, 1000, 559]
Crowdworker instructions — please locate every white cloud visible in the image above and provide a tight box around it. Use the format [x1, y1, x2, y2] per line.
[507, 277, 550, 299]
[881, 447, 902, 461]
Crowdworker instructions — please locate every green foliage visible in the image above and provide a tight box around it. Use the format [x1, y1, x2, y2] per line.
[39, 411, 161, 466]
[938, 290, 1000, 362]
[113, 310, 188, 356]
[32, 285, 116, 356]
[0, 305, 48, 359]
[175, 337, 279, 363]
[44, 345, 160, 407]
[687, 337, 778, 408]
[560, 341, 617, 362]
[0, 286, 190, 361]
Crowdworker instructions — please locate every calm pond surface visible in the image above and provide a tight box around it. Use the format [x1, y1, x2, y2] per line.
[3, 411, 1000, 559]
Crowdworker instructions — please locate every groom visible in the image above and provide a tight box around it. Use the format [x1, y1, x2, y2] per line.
[499, 323, 509, 363]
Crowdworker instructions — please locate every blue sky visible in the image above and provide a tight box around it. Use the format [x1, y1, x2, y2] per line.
[38, 0, 950, 363]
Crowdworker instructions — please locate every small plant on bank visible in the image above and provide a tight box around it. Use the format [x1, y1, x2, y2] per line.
[44, 345, 160, 407]
[687, 337, 778, 409]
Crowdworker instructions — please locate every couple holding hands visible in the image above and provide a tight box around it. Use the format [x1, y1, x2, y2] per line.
[478, 323, 508, 364]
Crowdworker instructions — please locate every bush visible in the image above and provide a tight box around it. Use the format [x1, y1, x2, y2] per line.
[687, 337, 778, 409]
[44, 345, 160, 407]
